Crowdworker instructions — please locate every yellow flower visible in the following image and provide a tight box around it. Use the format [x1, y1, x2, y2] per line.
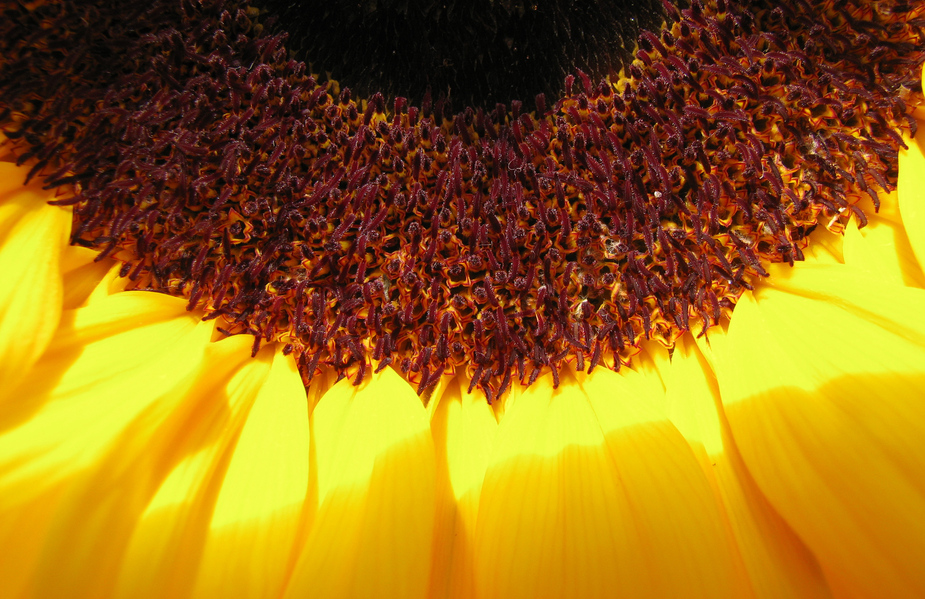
[0, 120, 922, 598]
[2, 4, 925, 599]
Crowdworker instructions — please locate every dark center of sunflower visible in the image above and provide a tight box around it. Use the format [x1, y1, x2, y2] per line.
[249, 0, 666, 109]
[0, 0, 922, 401]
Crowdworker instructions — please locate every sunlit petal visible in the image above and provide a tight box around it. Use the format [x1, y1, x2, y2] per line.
[718, 262, 925, 599]
[843, 188, 925, 288]
[109, 336, 260, 599]
[474, 374, 642, 599]
[191, 346, 309, 599]
[665, 335, 833, 599]
[283, 367, 436, 599]
[474, 367, 748, 599]
[111, 339, 306, 599]
[0, 292, 211, 598]
[583, 367, 753, 598]
[428, 373, 498, 599]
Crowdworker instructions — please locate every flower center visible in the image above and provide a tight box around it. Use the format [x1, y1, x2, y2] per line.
[249, 0, 666, 108]
[0, 0, 922, 401]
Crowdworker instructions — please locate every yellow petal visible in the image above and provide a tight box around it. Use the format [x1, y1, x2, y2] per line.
[428, 373, 498, 599]
[627, 342, 669, 412]
[665, 335, 833, 599]
[718, 262, 925, 598]
[899, 123, 925, 275]
[0, 164, 72, 393]
[0, 292, 212, 599]
[843, 187, 925, 288]
[283, 367, 436, 599]
[60, 244, 117, 309]
[801, 225, 845, 266]
[191, 346, 310, 599]
[474, 367, 749, 599]
[111, 339, 304, 599]
[583, 367, 753, 598]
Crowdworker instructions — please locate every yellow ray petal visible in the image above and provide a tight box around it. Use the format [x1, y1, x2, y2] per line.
[191, 346, 310, 599]
[626, 343, 670, 413]
[718, 262, 925, 599]
[0, 164, 72, 393]
[583, 367, 753, 598]
[843, 187, 925, 288]
[283, 367, 436, 599]
[39, 333, 267, 599]
[665, 335, 833, 599]
[428, 373, 498, 599]
[474, 367, 749, 599]
[474, 374, 642, 599]
[110, 339, 303, 599]
[800, 222, 846, 266]
[60, 244, 117, 309]
[899, 123, 925, 275]
[0, 292, 212, 599]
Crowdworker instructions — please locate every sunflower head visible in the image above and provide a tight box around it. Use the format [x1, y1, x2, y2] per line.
[0, 0, 923, 400]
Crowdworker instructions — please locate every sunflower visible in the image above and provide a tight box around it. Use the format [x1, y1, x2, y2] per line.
[1, 0, 925, 598]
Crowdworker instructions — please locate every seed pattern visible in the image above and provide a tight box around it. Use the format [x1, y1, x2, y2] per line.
[0, 0, 922, 400]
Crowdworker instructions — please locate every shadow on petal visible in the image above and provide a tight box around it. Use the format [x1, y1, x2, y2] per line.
[718, 268, 925, 598]
[0, 163, 72, 394]
[283, 367, 436, 599]
[667, 335, 833, 599]
[474, 368, 749, 599]
[0, 295, 214, 598]
[428, 374, 498, 599]
[898, 123, 925, 273]
[109, 336, 276, 599]
[190, 346, 310, 599]
[723, 373, 925, 599]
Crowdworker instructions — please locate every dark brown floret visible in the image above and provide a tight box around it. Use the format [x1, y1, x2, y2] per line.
[0, 0, 923, 399]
